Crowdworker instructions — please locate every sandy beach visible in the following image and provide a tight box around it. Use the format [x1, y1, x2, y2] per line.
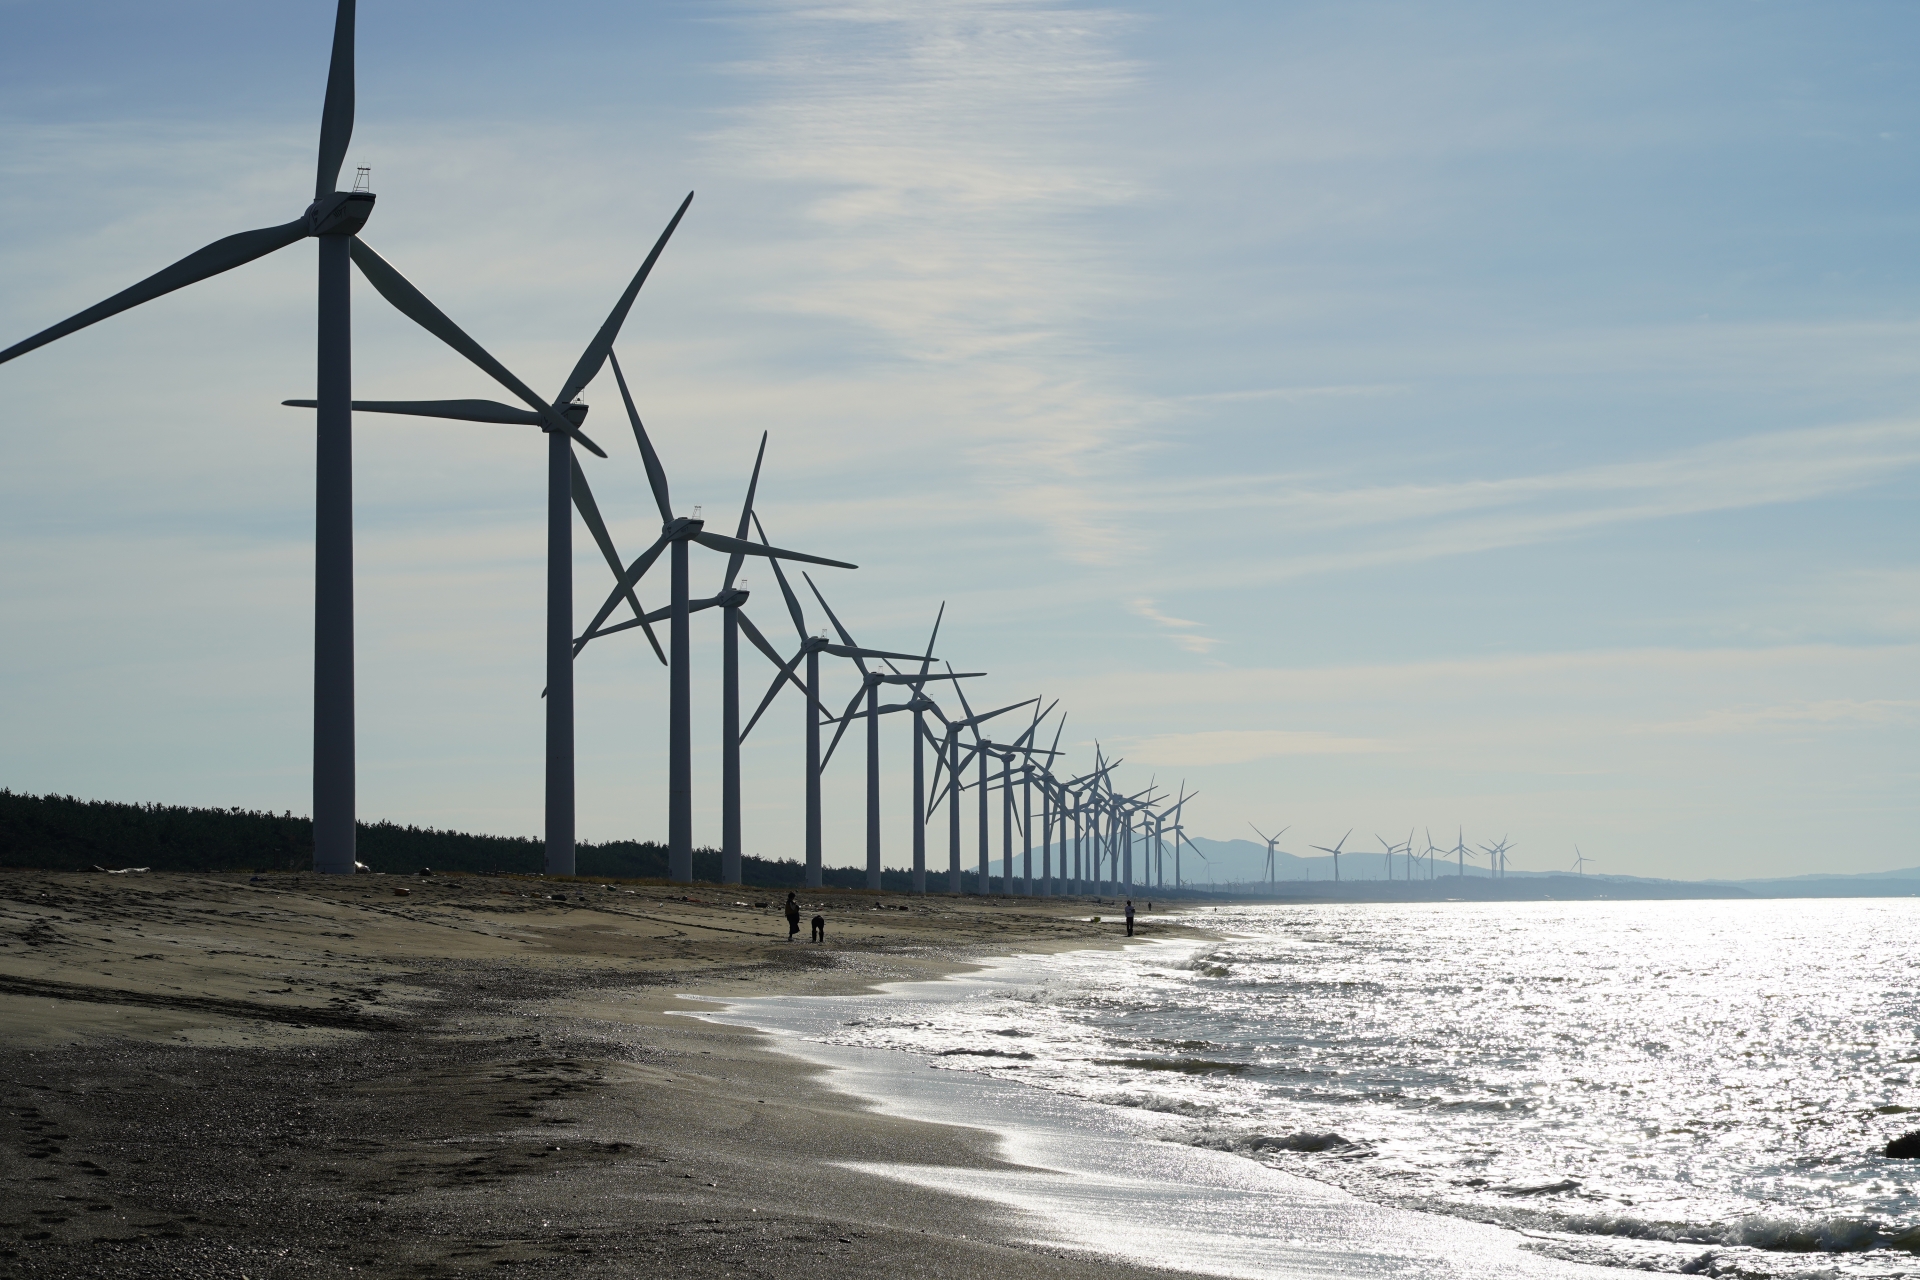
[0, 868, 1207, 1278]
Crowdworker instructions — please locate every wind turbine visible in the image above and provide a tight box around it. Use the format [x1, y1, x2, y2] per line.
[1009, 705, 1064, 894]
[1057, 763, 1105, 895]
[1121, 782, 1167, 890]
[1250, 823, 1290, 886]
[1571, 845, 1594, 875]
[1069, 751, 1106, 893]
[1094, 753, 1126, 892]
[1082, 749, 1117, 892]
[740, 543, 927, 888]
[978, 713, 1034, 893]
[1074, 746, 1116, 893]
[891, 698, 1071, 899]
[1161, 784, 1198, 887]
[1311, 830, 1354, 883]
[969, 701, 1056, 893]
[1032, 734, 1070, 896]
[285, 202, 691, 876]
[1042, 718, 1068, 895]
[1375, 833, 1399, 880]
[927, 677, 1035, 894]
[816, 599, 977, 892]
[570, 433, 805, 885]
[570, 406, 855, 881]
[1, 0, 381, 874]
[1171, 809, 1207, 889]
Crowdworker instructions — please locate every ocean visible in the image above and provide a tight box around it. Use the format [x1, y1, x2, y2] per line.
[706, 898, 1920, 1279]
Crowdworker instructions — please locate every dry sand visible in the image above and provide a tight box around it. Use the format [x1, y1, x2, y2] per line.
[0, 868, 1208, 1278]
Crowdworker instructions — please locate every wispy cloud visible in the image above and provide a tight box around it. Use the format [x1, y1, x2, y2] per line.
[1175, 384, 1405, 405]
[710, 0, 1147, 562]
[1129, 596, 1219, 654]
[1118, 728, 1391, 766]
[1647, 699, 1920, 736]
[1078, 418, 1920, 592]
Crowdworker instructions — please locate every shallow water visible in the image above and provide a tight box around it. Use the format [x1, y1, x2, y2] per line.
[721, 899, 1920, 1278]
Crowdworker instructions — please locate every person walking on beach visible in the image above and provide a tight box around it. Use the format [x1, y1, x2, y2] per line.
[1125, 899, 1136, 936]
[810, 913, 826, 943]
[784, 892, 801, 942]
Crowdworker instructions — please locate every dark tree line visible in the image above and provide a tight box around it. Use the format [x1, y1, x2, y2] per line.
[0, 788, 1010, 891]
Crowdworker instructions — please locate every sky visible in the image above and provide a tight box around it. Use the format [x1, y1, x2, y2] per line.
[0, 0, 1915, 881]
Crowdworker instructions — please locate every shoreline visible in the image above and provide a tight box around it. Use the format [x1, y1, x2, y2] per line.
[0, 867, 1207, 1278]
[697, 943, 1629, 1280]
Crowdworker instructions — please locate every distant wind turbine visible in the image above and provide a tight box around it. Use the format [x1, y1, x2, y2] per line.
[1163, 785, 1199, 886]
[1250, 823, 1290, 886]
[1311, 830, 1354, 883]
[1375, 832, 1405, 880]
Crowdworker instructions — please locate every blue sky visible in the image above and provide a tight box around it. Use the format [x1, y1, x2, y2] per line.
[1, 1, 1915, 879]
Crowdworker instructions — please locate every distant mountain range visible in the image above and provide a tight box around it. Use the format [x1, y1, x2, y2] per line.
[1173, 836, 1920, 899]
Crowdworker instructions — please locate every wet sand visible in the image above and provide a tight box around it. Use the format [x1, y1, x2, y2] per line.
[0, 868, 1203, 1278]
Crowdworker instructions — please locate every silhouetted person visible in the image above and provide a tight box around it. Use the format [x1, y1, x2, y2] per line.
[784, 892, 801, 942]
[1125, 899, 1136, 936]
[810, 913, 826, 943]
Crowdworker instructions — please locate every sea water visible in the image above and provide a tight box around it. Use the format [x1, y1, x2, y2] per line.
[713, 899, 1920, 1278]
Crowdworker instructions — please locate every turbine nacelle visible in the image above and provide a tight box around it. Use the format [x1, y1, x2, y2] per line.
[304, 190, 375, 237]
[664, 515, 705, 540]
[533, 400, 589, 435]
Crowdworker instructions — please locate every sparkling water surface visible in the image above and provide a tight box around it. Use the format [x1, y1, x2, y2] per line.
[814, 899, 1920, 1277]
